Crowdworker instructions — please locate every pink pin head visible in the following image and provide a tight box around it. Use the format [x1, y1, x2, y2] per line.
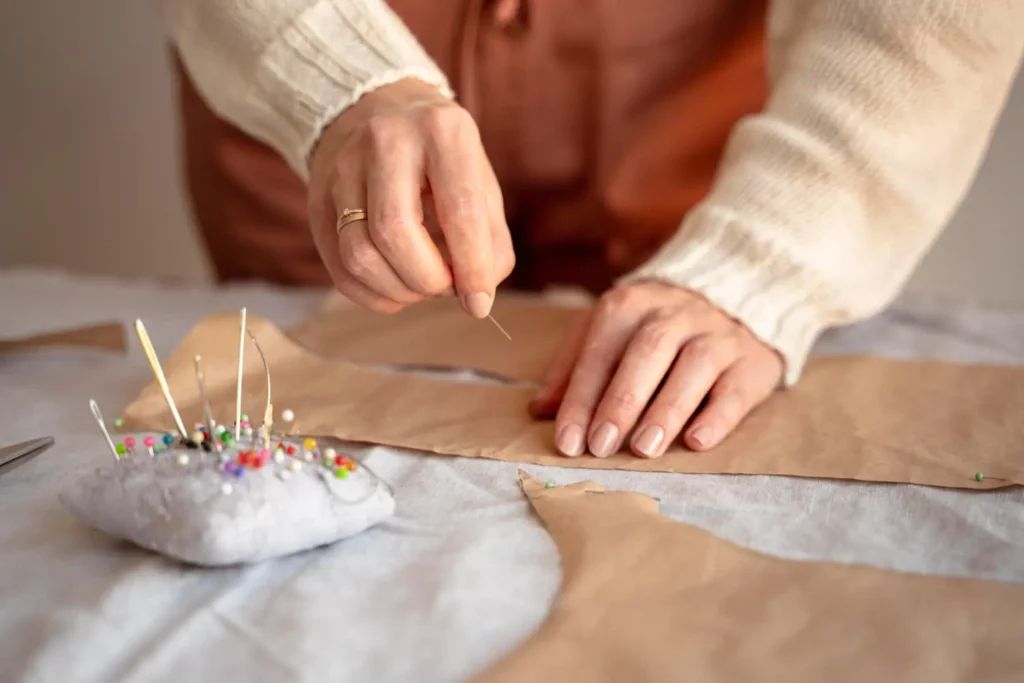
[143, 436, 156, 448]
[124, 436, 136, 448]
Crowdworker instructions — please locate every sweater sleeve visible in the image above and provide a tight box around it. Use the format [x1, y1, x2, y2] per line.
[619, 1, 1024, 385]
[158, 0, 453, 181]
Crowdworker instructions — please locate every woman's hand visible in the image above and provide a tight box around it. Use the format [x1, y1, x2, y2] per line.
[308, 78, 514, 318]
[529, 281, 783, 458]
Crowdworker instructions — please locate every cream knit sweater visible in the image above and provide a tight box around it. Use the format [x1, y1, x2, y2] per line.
[161, 0, 1024, 384]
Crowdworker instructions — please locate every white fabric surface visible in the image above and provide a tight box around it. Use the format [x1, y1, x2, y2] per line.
[2, 267, 1024, 683]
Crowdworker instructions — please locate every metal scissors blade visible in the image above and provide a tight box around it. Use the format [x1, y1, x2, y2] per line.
[0, 436, 55, 476]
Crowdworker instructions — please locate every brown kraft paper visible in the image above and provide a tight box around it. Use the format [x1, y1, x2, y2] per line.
[118, 313, 1024, 490]
[471, 472, 1024, 682]
[0, 322, 126, 355]
[287, 292, 587, 382]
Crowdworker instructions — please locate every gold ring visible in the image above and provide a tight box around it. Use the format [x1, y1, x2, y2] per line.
[336, 208, 368, 234]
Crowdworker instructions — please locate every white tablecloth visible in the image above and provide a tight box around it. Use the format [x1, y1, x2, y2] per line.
[2, 268, 1024, 683]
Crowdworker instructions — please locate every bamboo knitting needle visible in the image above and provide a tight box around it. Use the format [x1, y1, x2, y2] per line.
[134, 319, 189, 440]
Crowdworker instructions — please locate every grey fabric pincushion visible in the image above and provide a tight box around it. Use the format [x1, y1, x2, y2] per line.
[60, 442, 395, 566]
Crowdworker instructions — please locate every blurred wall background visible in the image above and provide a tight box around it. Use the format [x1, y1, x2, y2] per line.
[1, 0, 1022, 303]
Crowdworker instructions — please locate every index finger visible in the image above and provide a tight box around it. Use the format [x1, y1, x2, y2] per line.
[424, 111, 494, 318]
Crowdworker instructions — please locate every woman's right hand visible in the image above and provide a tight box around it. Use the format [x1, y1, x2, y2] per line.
[307, 78, 514, 319]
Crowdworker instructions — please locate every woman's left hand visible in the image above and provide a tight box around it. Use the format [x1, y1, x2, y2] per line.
[529, 281, 783, 458]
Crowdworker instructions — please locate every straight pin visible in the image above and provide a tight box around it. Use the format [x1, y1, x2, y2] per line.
[234, 307, 246, 440]
[134, 319, 189, 439]
[89, 399, 120, 461]
[446, 264, 510, 340]
[487, 314, 511, 340]
[246, 329, 274, 449]
[193, 355, 218, 448]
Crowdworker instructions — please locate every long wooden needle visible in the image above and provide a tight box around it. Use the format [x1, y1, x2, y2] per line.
[134, 319, 188, 439]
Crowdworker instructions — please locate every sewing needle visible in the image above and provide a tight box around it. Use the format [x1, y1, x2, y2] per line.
[488, 314, 511, 340]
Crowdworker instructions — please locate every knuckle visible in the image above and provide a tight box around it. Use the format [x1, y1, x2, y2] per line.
[421, 104, 473, 137]
[415, 270, 451, 297]
[338, 236, 380, 278]
[680, 337, 723, 371]
[495, 245, 516, 279]
[601, 286, 642, 313]
[363, 115, 403, 148]
[634, 320, 678, 355]
[605, 390, 644, 416]
[370, 210, 417, 241]
[440, 192, 486, 223]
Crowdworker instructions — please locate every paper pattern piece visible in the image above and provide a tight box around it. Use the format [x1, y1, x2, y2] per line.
[288, 292, 585, 382]
[119, 314, 1024, 490]
[472, 473, 1024, 682]
[0, 322, 125, 354]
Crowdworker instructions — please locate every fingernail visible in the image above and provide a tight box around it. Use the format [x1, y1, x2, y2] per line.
[689, 425, 714, 449]
[556, 425, 584, 457]
[463, 292, 492, 319]
[589, 422, 619, 458]
[633, 425, 665, 458]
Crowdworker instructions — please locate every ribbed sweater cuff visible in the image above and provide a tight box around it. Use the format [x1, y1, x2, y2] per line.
[618, 208, 828, 386]
[251, 0, 453, 179]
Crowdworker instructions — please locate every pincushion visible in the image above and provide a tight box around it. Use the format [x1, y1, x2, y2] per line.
[61, 309, 395, 566]
[60, 428, 395, 567]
